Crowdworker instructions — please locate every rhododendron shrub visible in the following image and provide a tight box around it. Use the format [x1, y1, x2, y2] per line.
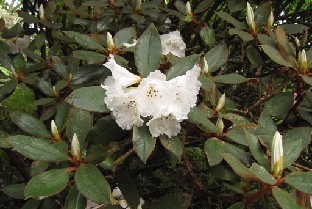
[0, 0, 311, 209]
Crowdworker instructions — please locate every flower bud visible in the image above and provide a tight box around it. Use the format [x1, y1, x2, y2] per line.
[135, 0, 141, 12]
[53, 86, 59, 98]
[267, 10, 274, 28]
[186, 1, 192, 16]
[71, 134, 81, 160]
[51, 120, 61, 141]
[299, 49, 308, 74]
[271, 131, 283, 178]
[39, 4, 44, 20]
[246, 2, 256, 32]
[201, 57, 209, 74]
[216, 93, 225, 112]
[107, 32, 115, 51]
[216, 118, 224, 135]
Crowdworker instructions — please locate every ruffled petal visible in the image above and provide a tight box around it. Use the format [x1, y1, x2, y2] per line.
[147, 115, 181, 138]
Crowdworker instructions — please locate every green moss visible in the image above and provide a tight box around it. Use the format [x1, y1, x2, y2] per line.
[0, 84, 36, 132]
[185, 147, 208, 171]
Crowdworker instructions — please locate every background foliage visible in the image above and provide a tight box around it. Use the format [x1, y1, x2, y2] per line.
[0, 0, 312, 208]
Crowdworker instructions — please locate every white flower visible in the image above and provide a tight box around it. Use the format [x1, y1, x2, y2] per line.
[123, 39, 137, 48]
[104, 55, 142, 88]
[147, 115, 181, 138]
[166, 65, 201, 120]
[1, 35, 31, 54]
[246, 2, 256, 32]
[160, 31, 186, 58]
[165, 18, 171, 24]
[271, 131, 283, 177]
[136, 70, 176, 118]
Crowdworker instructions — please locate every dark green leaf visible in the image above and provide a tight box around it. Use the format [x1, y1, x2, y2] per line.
[21, 199, 41, 209]
[285, 172, 312, 195]
[247, 45, 263, 68]
[1, 23, 23, 39]
[254, 2, 271, 28]
[166, 54, 199, 80]
[223, 153, 254, 179]
[0, 80, 17, 95]
[25, 168, 70, 198]
[133, 125, 156, 163]
[194, 0, 214, 13]
[135, 24, 161, 78]
[216, 12, 247, 29]
[38, 78, 54, 97]
[210, 164, 237, 182]
[63, 31, 105, 51]
[30, 161, 51, 177]
[10, 112, 51, 138]
[250, 163, 276, 185]
[280, 24, 308, 34]
[229, 28, 253, 42]
[73, 50, 106, 64]
[261, 45, 292, 67]
[200, 26, 215, 46]
[88, 115, 126, 145]
[75, 164, 111, 204]
[204, 138, 224, 166]
[284, 139, 302, 168]
[227, 201, 245, 209]
[205, 44, 228, 73]
[85, 143, 120, 163]
[55, 102, 71, 131]
[227, 127, 248, 146]
[272, 187, 302, 209]
[116, 173, 140, 209]
[263, 92, 294, 120]
[159, 135, 183, 160]
[66, 86, 109, 113]
[64, 185, 87, 209]
[0, 184, 25, 199]
[214, 73, 250, 84]
[187, 106, 217, 133]
[114, 27, 136, 48]
[9, 135, 68, 161]
[228, 0, 246, 13]
[283, 127, 312, 150]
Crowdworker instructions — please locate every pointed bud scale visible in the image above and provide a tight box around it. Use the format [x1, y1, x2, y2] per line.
[186, 1, 192, 16]
[271, 131, 283, 178]
[51, 120, 61, 141]
[107, 32, 115, 51]
[71, 134, 81, 160]
[299, 49, 308, 74]
[201, 57, 209, 74]
[39, 4, 44, 20]
[294, 37, 300, 48]
[267, 10, 274, 28]
[135, 0, 141, 12]
[246, 2, 256, 32]
[216, 94, 225, 112]
[216, 118, 224, 135]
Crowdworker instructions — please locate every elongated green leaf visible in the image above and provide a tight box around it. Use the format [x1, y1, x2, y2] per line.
[135, 24, 161, 77]
[283, 127, 312, 150]
[285, 172, 312, 195]
[261, 45, 292, 67]
[200, 26, 215, 46]
[88, 115, 126, 145]
[272, 187, 302, 209]
[229, 28, 253, 42]
[244, 129, 270, 170]
[283, 139, 302, 168]
[73, 50, 106, 64]
[246, 45, 263, 68]
[21, 199, 41, 209]
[254, 2, 271, 28]
[30, 161, 51, 177]
[204, 138, 224, 166]
[205, 44, 228, 73]
[214, 73, 250, 84]
[223, 153, 254, 179]
[263, 92, 294, 120]
[280, 24, 308, 34]
[66, 107, 93, 148]
[66, 86, 109, 113]
[250, 163, 276, 185]
[64, 31, 105, 51]
[187, 106, 217, 134]
[1, 184, 25, 199]
[116, 173, 140, 209]
[75, 164, 111, 204]
[148, 193, 192, 209]
[216, 12, 247, 29]
[64, 186, 87, 209]
[9, 135, 68, 161]
[159, 135, 183, 160]
[25, 168, 71, 198]
[166, 54, 199, 80]
[302, 76, 312, 86]
[133, 125, 156, 163]
[10, 112, 52, 138]
[114, 27, 136, 48]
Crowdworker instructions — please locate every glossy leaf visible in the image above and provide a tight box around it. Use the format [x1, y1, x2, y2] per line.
[187, 106, 217, 133]
[302, 76, 312, 86]
[229, 28, 253, 42]
[73, 50, 106, 64]
[261, 45, 292, 67]
[249, 163, 276, 185]
[66, 86, 109, 113]
[205, 44, 228, 73]
[283, 127, 312, 150]
[246, 45, 263, 68]
[283, 139, 302, 168]
[133, 125, 156, 163]
[166, 54, 199, 80]
[75, 164, 111, 204]
[223, 153, 254, 179]
[200, 26, 215, 46]
[10, 112, 52, 138]
[263, 92, 294, 120]
[214, 73, 250, 84]
[159, 135, 183, 160]
[114, 27, 136, 48]
[9, 135, 68, 161]
[135, 24, 161, 78]
[64, 186, 87, 209]
[216, 12, 247, 29]
[25, 168, 71, 198]
[1, 184, 25, 199]
[63, 31, 105, 51]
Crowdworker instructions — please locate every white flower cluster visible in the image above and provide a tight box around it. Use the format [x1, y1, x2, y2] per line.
[102, 55, 201, 138]
[0, 35, 31, 54]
